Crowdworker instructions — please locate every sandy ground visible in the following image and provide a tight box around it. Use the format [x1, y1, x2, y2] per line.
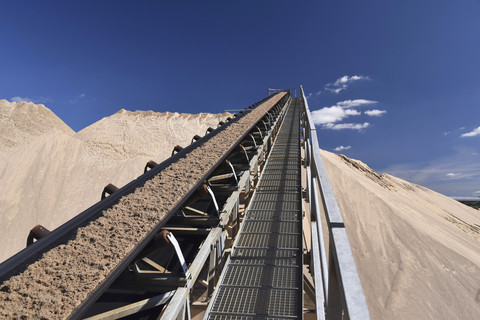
[0, 100, 231, 263]
[320, 150, 480, 320]
[0, 93, 285, 319]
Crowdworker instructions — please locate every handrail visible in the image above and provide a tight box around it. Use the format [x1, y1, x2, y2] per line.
[300, 85, 370, 320]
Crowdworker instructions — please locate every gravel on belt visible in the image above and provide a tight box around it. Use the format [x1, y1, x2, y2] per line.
[0, 92, 286, 320]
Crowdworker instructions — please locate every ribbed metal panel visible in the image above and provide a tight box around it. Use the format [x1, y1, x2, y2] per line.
[260, 174, 299, 181]
[207, 98, 302, 320]
[263, 160, 300, 166]
[251, 193, 299, 203]
[236, 233, 300, 249]
[255, 186, 299, 193]
[257, 180, 298, 187]
[241, 221, 300, 234]
[246, 210, 300, 222]
[261, 169, 299, 175]
[263, 164, 299, 171]
[249, 200, 300, 211]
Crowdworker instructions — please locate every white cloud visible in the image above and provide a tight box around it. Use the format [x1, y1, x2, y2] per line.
[446, 173, 460, 177]
[335, 99, 377, 109]
[311, 106, 360, 125]
[334, 145, 351, 151]
[9, 96, 51, 104]
[325, 75, 371, 94]
[311, 98, 381, 131]
[10, 96, 33, 103]
[365, 109, 387, 117]
[323, 122, 370, 130]
[306, 92, 313, 99]
[461, 126, 480, 137]
[329, 88, 343, 94]
[315, 90, 322, 96]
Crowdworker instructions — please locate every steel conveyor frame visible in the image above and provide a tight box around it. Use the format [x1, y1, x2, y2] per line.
[0, 92, 290, 320]
[203, 96, 304, 320]
[0, 87, 371, 320]
[158, 95, 292, 320]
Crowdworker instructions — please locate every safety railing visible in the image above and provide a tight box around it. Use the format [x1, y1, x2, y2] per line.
[300, 86, 370, 320]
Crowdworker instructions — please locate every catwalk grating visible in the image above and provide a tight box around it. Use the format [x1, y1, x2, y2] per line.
[242, 221, 300, 234]
[236, 233, 300, 249]
[261, 169, 298, 175]
[206, 98, 303, 320]
[260, 174, 299, 181]
[249, 200, 300, 211]
[245, 210, 300, 222]
[251, 193, 299, 202]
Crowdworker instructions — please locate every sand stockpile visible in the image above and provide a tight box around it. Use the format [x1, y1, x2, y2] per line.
[0, 102, 231, 263]
[0, 93, 286, 319]
[75, 109, 232, 166]
[320, 149, 480, 320]
[0, 99, 73, 153]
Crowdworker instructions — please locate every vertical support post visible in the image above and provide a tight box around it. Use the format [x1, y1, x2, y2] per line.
[185, 295, 191, 320]
[216, 234, 224, 283]
[207, 243, 216, 297]
[306, 166, 311, 204]
[327, 248, 343, 320]
[305, 138, 311, 167]
[253, 159, 259, 187]
[311, 221, 326, 320]
[311, 177, 329, 302]
[232, 198, 240, 238]
[175, 302, 185, 320]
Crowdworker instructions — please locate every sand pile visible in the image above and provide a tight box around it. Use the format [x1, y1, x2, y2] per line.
[321, 149, 480, 320]
[0, 100, 74, 153]
[0, 99, 231, 263]
[75, 109, 231, 166]
[0, 93, 286, 319]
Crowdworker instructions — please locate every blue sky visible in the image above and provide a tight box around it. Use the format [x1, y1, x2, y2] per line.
[1, 1, 479, 197]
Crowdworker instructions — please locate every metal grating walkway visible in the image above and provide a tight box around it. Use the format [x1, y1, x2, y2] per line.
[206, 98, 302, 320]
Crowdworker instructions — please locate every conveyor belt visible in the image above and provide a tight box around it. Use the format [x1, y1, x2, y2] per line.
[0, 92, 290, 320]
[206, 98, 302, 319]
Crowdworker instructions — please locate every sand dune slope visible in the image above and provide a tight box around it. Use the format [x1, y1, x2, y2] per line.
[0, 99, 73, 153]
[321, 150, 480, 320]
[0, 103, 229, 262]
[75, 109, 230, 166]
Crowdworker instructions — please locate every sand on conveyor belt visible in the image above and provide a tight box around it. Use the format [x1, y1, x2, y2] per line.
[321, 150, 480, 320]
[0, 99, 231, 264]
[0, 92, 286, 319]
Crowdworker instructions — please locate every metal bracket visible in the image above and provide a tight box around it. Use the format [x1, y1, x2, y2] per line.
[256, 126, 263, 139]
[249, 133, 257, 148]
[206, 185, 219, 215]
[167, 233, 191, 279]
[225, 160, 238, 185]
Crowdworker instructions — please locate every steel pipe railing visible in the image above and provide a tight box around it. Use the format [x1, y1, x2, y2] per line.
[300, 85, 370, 320]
